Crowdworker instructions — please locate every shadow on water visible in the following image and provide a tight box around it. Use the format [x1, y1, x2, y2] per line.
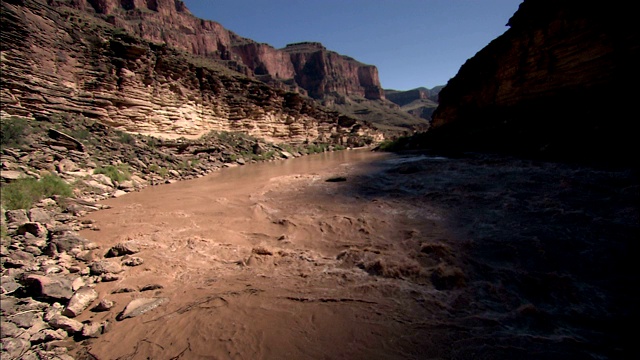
[334, 149, 639, 359]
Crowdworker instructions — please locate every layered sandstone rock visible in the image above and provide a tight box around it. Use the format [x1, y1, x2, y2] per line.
[51, 0, 396, 119]
[1, 0, 383, 145]
[283, 42, 384, 101]
[428, 0, 640, 161]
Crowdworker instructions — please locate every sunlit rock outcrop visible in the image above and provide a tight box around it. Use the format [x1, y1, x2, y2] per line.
[1, 0, 383, 145]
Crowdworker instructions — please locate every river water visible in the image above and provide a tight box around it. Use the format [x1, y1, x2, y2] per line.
[76, 149, 637, 359]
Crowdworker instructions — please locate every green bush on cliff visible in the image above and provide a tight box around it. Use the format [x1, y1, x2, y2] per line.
[306, 144, 329, 154]
[149, 164, 168, 178]
[376, 139, 402, 151]
[1, 174, 72, 210]
[1, 116, 30, 148]
[94, 164, 131, 183]
[1, 223, 8, 241]
[116, 131, 136, 145]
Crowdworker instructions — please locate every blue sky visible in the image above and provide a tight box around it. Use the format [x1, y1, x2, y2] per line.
[182, 0, 523, 91]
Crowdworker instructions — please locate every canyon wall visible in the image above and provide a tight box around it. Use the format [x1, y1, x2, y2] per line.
[429, 0, 639, 161]
[384, 87, 440, 123]
[57, 1, 387, 103]
[1, 0, 383, 145]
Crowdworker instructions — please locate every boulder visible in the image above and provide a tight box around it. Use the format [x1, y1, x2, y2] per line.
[23, 274, 73, 301]
[5, 209, 29, 225]
[105, 241, 140, 257]
[62, 287, 98, 318]
[50, 231, 89, 252]
[122, 256, 143, 267]
[89, 260, 123, 275]
[16, 222, 48, 238]
[116, 297, 169, 321]
[0, 338, 31, 360]
[56, 159, 78, 173]
[92, 298, 114, 312]
[29, 328, 67, 344]
[48, 315, 83, 334]
[28, 208, 53, 225]
[81, 321, 105, 338]
[0, 321, 21, 338]
[0, 170, 28, 182]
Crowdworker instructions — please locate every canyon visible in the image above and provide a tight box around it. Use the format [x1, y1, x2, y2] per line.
[426, 0, 640, 162]
[1, 0, 638, 359]
[58, 0, 426, 132]
[384, 87, 442, 123]
[0, 0, 393, 146]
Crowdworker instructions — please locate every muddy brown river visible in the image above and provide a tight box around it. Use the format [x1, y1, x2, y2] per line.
[74, 149, 637, 360]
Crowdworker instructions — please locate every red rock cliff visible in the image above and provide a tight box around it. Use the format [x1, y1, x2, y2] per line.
[1, 0, 384, 146]
[429, 0, 640, 161]
[60, 1, 385, 103]
[283, 42, 384, 100]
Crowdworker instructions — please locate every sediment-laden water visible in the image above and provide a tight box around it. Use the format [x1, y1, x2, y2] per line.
[76, 149, 637, 359]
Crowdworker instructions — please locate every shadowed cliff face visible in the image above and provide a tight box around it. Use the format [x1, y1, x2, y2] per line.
[0, 0, 383, 145]
[428, 0, 640, 163]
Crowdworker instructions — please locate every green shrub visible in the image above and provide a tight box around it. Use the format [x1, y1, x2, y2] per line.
[1, 174, 72, 210]
[146, 136, 159, 148]
[39, 174, 73, 198]
[116, 131, 136, 145]
[94, 164, 131, 183]
[1, 117, 30, 148]
[306, 143, 329, 154]
[376, 140, 399, 151]
[149, 164, 168, 178]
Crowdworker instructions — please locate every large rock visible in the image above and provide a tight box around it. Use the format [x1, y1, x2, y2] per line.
[81, 321, 106, 338]
[22, 274, 73, 301]
[0, 321, 21, 338]
[4, 210, 29, 226]
[89, 260, 123, 275]
[28, 208, 53, 225]
[29, 328, 67, 344]
[116, 297, 169, 321]
[48, 315, 83, 334]
[16, 222, 48, 238]
[62, 287, 98, 318]
[50, 231, 89, 252]
[105, 242, 140, 257]
[0, 170, 28, 182]
[0, 337, 31, 360]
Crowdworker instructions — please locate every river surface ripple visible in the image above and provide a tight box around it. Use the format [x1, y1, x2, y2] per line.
[76, 149, 637, 360]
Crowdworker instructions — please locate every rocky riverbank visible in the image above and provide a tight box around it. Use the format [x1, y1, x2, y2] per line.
[0, 114, 354, 359]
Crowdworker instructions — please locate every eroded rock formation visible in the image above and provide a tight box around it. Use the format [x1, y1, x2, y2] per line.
[37, 0, 419, 131]
[1, 0, 383, 145]
[384, 87, 442, 122]
[428, 0, 640, 162]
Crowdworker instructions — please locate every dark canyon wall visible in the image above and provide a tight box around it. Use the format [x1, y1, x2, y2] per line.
[428, 0, 640, 162]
